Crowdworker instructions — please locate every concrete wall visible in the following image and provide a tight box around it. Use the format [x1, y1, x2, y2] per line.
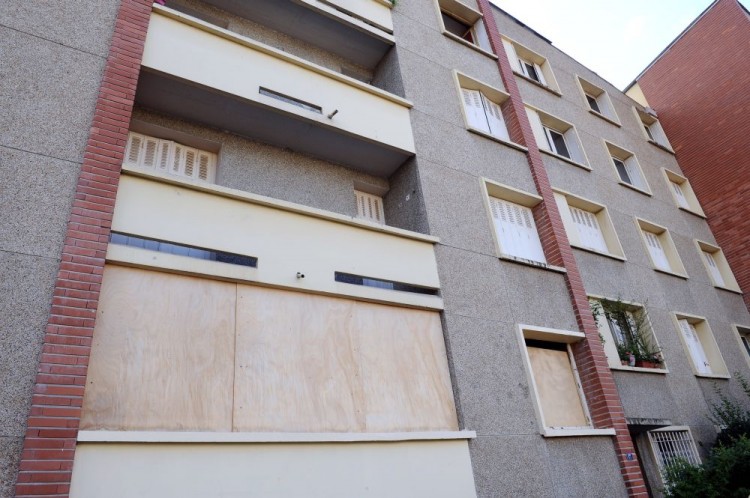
[0, 1, 121, 495]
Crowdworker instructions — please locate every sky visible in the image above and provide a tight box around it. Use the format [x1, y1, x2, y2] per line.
[489, 0, 749, 90]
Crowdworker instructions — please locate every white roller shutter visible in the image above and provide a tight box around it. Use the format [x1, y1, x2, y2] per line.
[502, 38, 521, 73]
[643, 231, 670, 271]
[489, 197, 545, 263]
[678, 319, 711, 375]
[702, 251, 725, 287]
[569, 206, 608, 253]
[525, 108, 549, 151]
[461, 89, 489, 133]
[481, 94, 509, 141]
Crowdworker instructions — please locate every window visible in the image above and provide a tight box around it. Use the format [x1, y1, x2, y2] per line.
[591, 298, 663, 370]
[576, 77, 620, 124]
[124, 132, 217, 183]
[355, 190, 385, 224]
[526, 107, 588, 167]
[437, 0, 491, 53]
[502, 37, 561, 93]
[635, 107, 673, 151]
[735, 325, 750, 367]
[663, 169, 705, 216]
[695, 240, 740, 291]
[334, 272, 437, 295]
[636, 219, 687, 276]
[554, 191, 625, 258]
[460, 90, 509, 141]
[673, 314, 729, 377]
[648, 427, 701, 483]
[605, 142, 650, 193]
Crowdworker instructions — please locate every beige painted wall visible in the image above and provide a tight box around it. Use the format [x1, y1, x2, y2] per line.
[110, 175, 441, 307]
[69, 441, 477, 498]
[81, 266, 458, 433]
[142, 10, 413, 153]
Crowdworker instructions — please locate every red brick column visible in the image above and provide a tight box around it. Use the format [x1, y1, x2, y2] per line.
[476, 1, 647, 496]
[14, 1, 152, 496]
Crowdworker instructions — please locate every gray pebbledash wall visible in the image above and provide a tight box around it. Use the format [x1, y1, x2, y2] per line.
[0, 1, 121, 495]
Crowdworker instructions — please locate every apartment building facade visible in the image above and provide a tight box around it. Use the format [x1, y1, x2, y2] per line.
[626, 0, 750, 312]
[2, 0, 749, 497]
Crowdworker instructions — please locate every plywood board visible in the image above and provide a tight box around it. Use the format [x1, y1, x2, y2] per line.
[80, 266, 236, 431]
[233, 286, 457, 432]
[527, 346, 588, 428]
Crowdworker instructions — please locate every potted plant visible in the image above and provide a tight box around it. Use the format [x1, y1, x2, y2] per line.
[598, 298, 663, 370]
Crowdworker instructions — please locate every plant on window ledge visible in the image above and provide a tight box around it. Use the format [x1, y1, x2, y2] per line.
[592, 298, 663, 369]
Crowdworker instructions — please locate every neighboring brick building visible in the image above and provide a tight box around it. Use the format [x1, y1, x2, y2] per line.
[626, 0, 750, 311]
[2, 1, 750, 497]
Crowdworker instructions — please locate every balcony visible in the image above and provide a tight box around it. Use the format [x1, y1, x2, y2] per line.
[200, 0, 395, 68]
[136, 7, 415, 177]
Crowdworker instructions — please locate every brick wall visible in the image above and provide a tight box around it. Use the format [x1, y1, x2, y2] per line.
[476, 1, 648, 495]
[14, 1, 152, 496]
[637, 0, 750, 310]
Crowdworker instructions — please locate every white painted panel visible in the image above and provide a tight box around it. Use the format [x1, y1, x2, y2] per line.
[69, 441, 478, 498]
[322, 0, 394, 33]
[525, 108, 548, 151]
[142, 12, 413, 153]
[111, 176, 440, 291]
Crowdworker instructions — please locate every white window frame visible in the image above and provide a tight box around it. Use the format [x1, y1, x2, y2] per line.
[454, 71, 520, 148]
[732, 324, 750, 370]
[633, 107, 674, 152]
[605, 141, 651, 195]
[648, 426, 701, 486]
[672, 313, 729, 378]
[554, 190, 625, 259]
[635, 218, 687, 277]
[576, 76, 621, 125]
[501, 36, 561, 94]
[124, 131, 217, 183]
[516, 324, 615, 438]
[694, 240, 740, 292]
[526, 106, 589, 168]
[662, 169, 705, 217]
[436, 0, 493, 56]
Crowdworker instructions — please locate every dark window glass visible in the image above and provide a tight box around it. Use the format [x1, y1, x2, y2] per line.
[441, 12, 474, 43]
[586, 94, 601, 113]
[547, 129, 570, 158]
[644, 124, 655, 141]
[522, 61, 541, 83]
[613, 158, 632, 184]
[334, 272, 437, 295]
[259, 87, 322, 114]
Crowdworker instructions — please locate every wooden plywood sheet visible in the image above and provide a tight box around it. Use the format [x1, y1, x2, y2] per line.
[233, 286, 457, 432]
[527, 346, 588, 428]
[80, 266, 236, 431]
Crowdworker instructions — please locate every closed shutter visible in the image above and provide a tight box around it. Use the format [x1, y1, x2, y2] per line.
[678, 319, 711, 374]
[533, 63, 547, 86]
[643, 231, 671, 271]
[525, 108, 549, 151]
[569, 206, 608, 253]
[123, 132, 216, 183]
[625, 157, 644, 189]
[671, 181, 690, 209]
[651, 121, 672, 148]
[490, 197, 545, 263]
[474, 18, 491, 51]
[502, 38, 521, 73]
[563, 128, 584, 163]
[481, 94, 509, 141]
[461, 89, 490, 133]
[702, 251, 725, 287]
[355, 190, 385, 224]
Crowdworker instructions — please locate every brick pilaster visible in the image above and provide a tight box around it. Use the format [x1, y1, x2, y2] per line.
[14, 1, 152, 496]
[475, 1, 648, 495]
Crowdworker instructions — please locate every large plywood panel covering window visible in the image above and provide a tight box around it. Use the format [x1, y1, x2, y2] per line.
[81, 266, 457, 433]
[527, 344, 588, 428]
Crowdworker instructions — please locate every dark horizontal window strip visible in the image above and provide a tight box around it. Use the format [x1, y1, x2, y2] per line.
[259, 87, 322, 114]
[525, 339, 568, 352]
[334, 272, 438, 295]
[110, 232, 257, 268]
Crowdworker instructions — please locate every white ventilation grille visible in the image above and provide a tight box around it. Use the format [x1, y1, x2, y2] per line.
[124, 132, 216, 183]
[648, 429, 701, 477]
[355, 190, 385, 224]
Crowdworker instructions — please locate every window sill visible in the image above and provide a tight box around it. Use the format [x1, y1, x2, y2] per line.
[540, 149, 591, 171]
[648, 139, 675, 154]
[695, 373, 731, 380]
[467, 127, 527, 152]
[513, 71, 562, 97]
[611, 365, 668, 375]
[617, 181, 652, 196]
[442, 31, 498, 60]
[588, 109, 621, 127]
[678, 206, 707, 219]
[570, 244, 626, 262]
[542, 428, 616, 438]
[713, 284, 743, 295]
[654, 267, 689, 280]
[498, 253, 567, 274]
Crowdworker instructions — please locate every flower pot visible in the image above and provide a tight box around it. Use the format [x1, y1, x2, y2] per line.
[635, 360, 659, 369]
